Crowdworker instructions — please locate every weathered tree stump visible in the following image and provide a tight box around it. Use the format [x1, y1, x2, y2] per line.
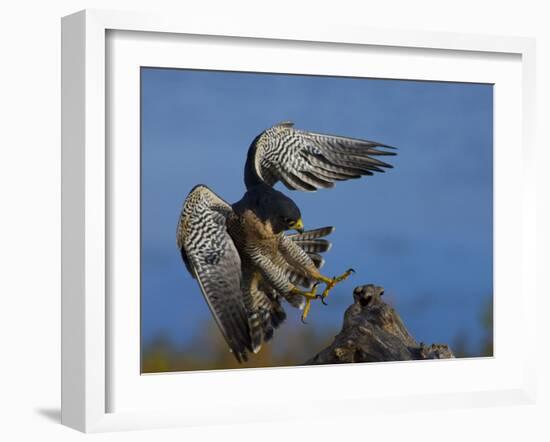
[306, 284, 454, 365]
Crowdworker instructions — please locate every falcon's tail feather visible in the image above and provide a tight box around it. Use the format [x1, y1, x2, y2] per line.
[246, 282, 288, 352]
[248, 311, 264, 354]
[258, 299, 287, 343]
[288, 226, 333, 272]
[269, 301, 287, 328]
[307, 253, 325, 269]
[257, 284, 287, 343]
[291, 239, 331, 254]
[287, 226, 335, 241]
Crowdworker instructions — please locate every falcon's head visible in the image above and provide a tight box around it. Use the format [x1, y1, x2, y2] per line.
[269, 194, 303, 234]
[247, 185, 303, 234]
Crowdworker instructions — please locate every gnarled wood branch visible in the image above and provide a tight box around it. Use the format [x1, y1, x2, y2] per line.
[306, 284, 454, 365]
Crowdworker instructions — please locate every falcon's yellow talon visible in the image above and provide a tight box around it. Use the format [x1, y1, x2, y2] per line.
[319, 268, 355, 300]
[291, 284, 320, 322]
[293, 269, 354, 318]
[301, 299, 312, 323]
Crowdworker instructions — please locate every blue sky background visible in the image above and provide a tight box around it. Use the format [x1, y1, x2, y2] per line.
[141, 68, 493, 360]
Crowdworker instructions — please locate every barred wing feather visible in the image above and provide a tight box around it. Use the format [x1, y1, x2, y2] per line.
[176, 185, 252, 362]
[244, 121, 396, 191]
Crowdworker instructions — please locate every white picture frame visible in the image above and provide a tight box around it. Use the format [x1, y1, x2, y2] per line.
[61, 9, 537, 433]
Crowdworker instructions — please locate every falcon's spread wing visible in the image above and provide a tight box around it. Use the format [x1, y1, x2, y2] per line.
[244, 121, 396, 191]
[176, 185, 251, 362]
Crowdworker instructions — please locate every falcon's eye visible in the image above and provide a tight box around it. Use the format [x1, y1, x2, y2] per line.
[283, 217, 294, 225]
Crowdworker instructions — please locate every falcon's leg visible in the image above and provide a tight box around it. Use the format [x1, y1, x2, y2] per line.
[279, 236, 354, 308]
[317, 268, 355, 302]
[279, 235, 318, 268]
[249, 250, 294, 295]
[289, 283, 321, 323]
[249, 250, 321, 322]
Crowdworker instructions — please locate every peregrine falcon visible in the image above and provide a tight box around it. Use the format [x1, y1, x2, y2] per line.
[176, 121, 395, 362]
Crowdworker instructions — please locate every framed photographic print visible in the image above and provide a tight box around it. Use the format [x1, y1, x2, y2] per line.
[61, 9, 537, 432]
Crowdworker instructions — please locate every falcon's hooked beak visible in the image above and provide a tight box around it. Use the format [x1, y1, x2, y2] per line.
[289, 218, 304, 234]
